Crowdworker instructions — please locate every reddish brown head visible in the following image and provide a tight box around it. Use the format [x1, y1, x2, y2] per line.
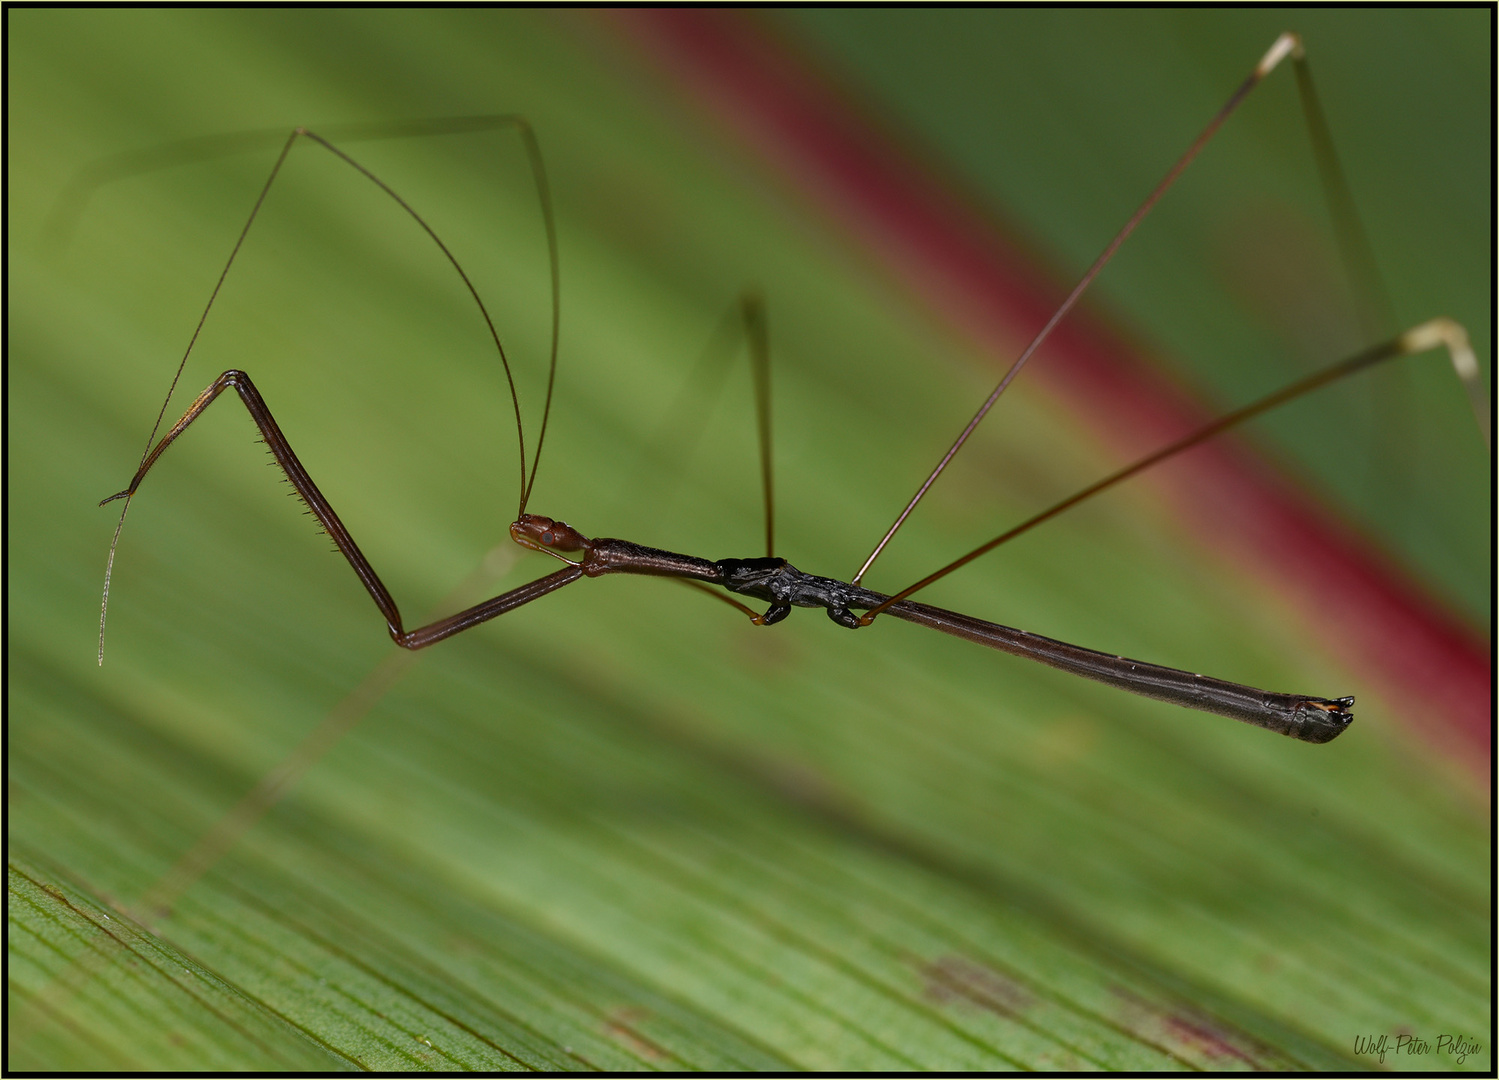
[510, 514, 590, 554]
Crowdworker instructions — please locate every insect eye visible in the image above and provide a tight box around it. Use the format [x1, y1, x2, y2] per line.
[541, 531, 556, 546]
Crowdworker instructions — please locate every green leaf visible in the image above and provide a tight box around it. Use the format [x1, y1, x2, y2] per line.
[10, 9, 1489, 1071]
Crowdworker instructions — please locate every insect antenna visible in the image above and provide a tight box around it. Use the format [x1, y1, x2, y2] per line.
[92, 117, 562, 662]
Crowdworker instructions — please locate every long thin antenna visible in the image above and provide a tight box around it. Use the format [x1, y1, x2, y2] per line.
[98, 129, 302, 665]
[96, 117, 559, 662]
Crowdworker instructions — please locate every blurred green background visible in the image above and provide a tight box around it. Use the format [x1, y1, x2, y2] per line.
[9, 9, 1489, 1070]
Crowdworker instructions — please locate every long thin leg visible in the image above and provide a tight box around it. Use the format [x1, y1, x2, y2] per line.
[93, 116, 563, 661]
[621, 290, 776, 557]
[850, 34, 1310, 586]
[860, 318, 1486, 620]
[743, 292, 775, 558]
[100, 369, 583, 649]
